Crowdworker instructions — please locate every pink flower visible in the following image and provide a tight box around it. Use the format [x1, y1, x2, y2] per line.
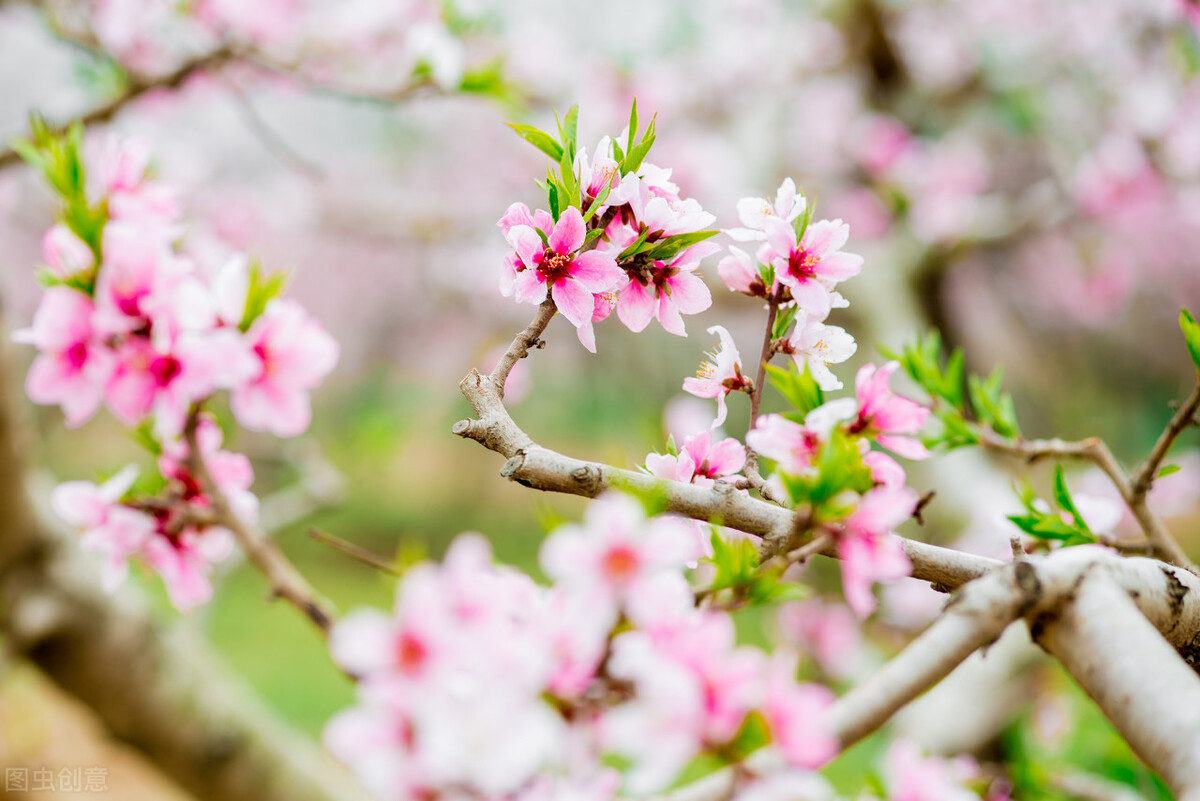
[645, 430, 746, 488]
[762, 218, 862, 319]
[539, 493, 698, 622]
[616, 243, 717, 336]
[886, 740, 980, 801]
[51, 466, 152, 591]
[745, 414, 822, 474]
[848, 362, 930, 460]
[574, 290, 618, 354]
[777, 598, 864, 679]
[503, 206, 623, 329]
[777, 311, 857, 391]
[158, 416, 258, 523]
[42, 225, 94, 279]
[105, 332, 247, 435]
[717, 246, 769, 297]
[727, 178, 806, 242]
[682, 326, 753, 428]
[838, 487, 917, 618]
[762, 655, 839, 768]
[231, 299, 339, 437]
[92, 222, 188, 336]
[142, 526, 234, 610]
[13, 288, 115, 428]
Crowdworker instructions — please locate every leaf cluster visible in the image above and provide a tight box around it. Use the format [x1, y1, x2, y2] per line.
[888, 330, 1021, 450]
[507, 101, 716, 258]
[12, 115, 108, 286]
[1006, 466, 1096, 547]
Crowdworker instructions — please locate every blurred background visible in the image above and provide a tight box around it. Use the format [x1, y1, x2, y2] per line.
[2, 0, 1200, 798]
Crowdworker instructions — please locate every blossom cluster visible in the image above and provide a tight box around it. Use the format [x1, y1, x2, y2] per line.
[499, 113, 718, 351]
[14, 130, 338, 608]
[327, 494, 841, 801]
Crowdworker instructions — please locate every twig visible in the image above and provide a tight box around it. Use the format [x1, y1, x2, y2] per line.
[183, 409, 335, 635]
[226, 79, 326, 179]
[456, 308, 1001, 592]
[978, 429, 1196, 570]
[0, 45, 236, 171]
[1130, 381, 1200, 498]
[743, 286, 787, 504]
[749, 286, 784, 426]
[308, 529, 401, 576]
[490, 298, 556, 396]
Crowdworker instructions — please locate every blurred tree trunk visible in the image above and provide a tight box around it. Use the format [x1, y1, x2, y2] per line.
[0, 319, 372, 801]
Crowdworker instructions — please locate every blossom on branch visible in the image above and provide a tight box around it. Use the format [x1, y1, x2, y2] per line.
[683, 325, 753, 428]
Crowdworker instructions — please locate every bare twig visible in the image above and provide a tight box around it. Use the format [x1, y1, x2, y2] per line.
[1130, 381, 1200, 498]
[308, 528, 401, 576]
[183, 409, 335, 635]
[0, 45, 236, 171]
[978, 429, 1196, 570]
[456, 308, 1001, 592]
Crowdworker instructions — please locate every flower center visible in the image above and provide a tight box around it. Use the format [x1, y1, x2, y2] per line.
[396, 631, 428, 675]
[788, 248, 819, 281]
[602, 545, 640, 581]
[539, 251, 574, 285]
[65, 341, 89, 371]
[148, 355, 182, 387]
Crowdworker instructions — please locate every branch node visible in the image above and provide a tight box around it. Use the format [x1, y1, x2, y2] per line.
[451, 419, 472, 436]
[500, 453, 527, 479]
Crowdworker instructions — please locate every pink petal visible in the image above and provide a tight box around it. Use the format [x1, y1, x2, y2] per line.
[549, 207, 586, 254]
[666, 273, 712, 315]
[571, 251, 621, 292]
[551, 278, 593, 328]
[617, 281, 656, 333]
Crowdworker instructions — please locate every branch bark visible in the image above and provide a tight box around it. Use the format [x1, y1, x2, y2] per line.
[184, 409, 336, 636]
[0, 332, 370, 801]
[0, 46, 236, 171]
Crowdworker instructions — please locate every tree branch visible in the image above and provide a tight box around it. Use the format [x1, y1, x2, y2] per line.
[455, 309, 1000, 592]
[0, 330, 370, 801]
[1130, 380, 1200, 498]
[978, 429, 1196, 571]
[0, 45, 236, 171]
[183, 409, 336, 636]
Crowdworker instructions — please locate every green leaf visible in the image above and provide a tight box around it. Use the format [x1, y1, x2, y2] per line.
[239, 259, 290, 332]
[772, 305, 798, 341]
[547, 179, 561, 221]
[1158, 464, 1182, 479]
[639, 230, 719, 262]
[581, 175, 614, 223]
[707, 533, 760, 592]
[1052, 465, 1085, 529]
[558, 146, 579, 210]
[507, 122, 563, 161]
[626, 99, 639, 155]
[617, 227, 651, 262]
[792, 203, 813, 241]
[1180, 309, 1200, 373]
[130, 421, 162, 456]
[766, 362, 824, 416]
[560, 104, 579, 157]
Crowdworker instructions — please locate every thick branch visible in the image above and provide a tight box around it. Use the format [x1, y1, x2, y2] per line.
[830, 563, 1028, 749]
[1037, 571, 1200, 797]
[184, 410, 335, 636]
[0, 332, 369, 801]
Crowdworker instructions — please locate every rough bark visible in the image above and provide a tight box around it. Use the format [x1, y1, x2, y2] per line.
[0, 330, 372, 801]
